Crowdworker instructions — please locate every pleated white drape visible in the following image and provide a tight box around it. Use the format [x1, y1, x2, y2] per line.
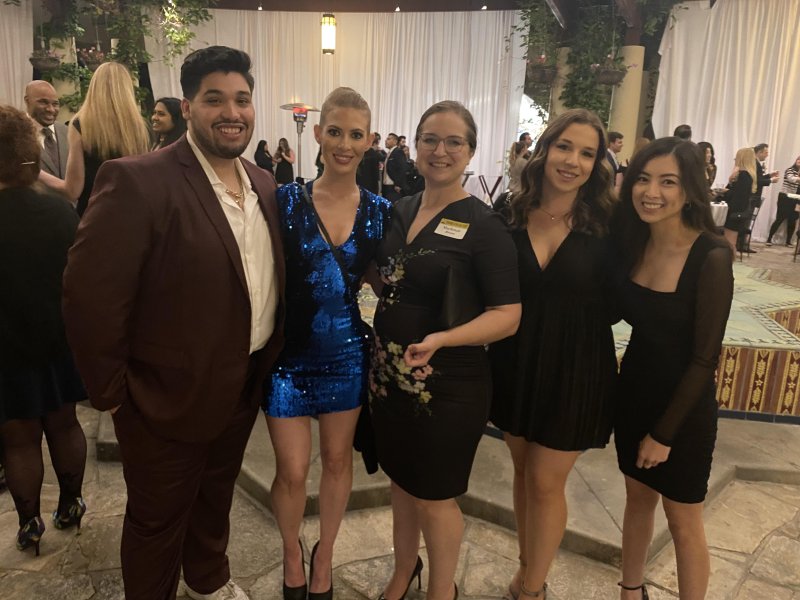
[0, 0, 34, 108]
[145, 9, 525, 195]
[652, 0, 800, 241]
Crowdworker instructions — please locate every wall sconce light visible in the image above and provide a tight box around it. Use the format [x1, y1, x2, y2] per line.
[321, 13, 336, 55]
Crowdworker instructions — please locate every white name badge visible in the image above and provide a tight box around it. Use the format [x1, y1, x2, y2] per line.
[434, 218, 469, 239]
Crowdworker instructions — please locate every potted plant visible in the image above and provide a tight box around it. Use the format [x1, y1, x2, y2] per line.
[527, 54, 557, 85]
[591, 55, 632, 85]
[514, 0, 562, 85]
[29, 48, 62, 73]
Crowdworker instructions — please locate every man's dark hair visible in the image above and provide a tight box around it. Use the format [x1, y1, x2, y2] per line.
[608, 131, 623, 144]
[519, 131, 531, 142]
[181, 46, 254, 100]
[673, 124, 692, 140]
[387, 132, 398, 139]
[754, 143, 769, 153]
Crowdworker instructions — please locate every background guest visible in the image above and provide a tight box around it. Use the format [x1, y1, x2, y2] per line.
[254, 139, 274, 175]
[673, 124, 692, 141]
[151, 96, 186, 150]
[274, 137, 296, 185]
[489, 108, 618, 600]
[766, 155, 800, 246]
[24, 80, 68, 179]
[38, 62, 150, 216]
[0, 105, 87, 557]
[611, 137, 733, 600]
[697, 141, 717, 188]
[507, 140, 528, 194]
[370, 101, 520, 600]
[357, 133, 381, 194]
[722, 147, 757, 252]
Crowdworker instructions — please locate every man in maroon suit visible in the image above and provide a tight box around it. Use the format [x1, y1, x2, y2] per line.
[63, 46, 284, 600]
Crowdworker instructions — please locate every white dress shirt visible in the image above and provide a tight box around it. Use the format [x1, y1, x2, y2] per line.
[187, 131, 277, 353]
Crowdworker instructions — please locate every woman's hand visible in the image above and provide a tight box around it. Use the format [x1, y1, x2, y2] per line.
[636, 434, 671, 469]
[404, 332, 445, 367]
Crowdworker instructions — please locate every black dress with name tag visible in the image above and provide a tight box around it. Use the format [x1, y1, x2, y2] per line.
[369, 194, 519, 500]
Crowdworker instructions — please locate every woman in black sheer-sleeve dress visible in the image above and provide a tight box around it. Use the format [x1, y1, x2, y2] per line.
[611, 137, 733, 600]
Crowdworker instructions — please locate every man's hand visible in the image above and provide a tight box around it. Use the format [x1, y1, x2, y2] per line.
[636, 434, 671, 469]
[109, 405, 122, 415]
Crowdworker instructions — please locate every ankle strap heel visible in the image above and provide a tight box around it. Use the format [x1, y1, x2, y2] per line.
[618, 582, 649, 599]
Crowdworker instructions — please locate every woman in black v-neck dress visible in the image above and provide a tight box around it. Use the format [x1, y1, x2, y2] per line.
[610, 138, 733, 600]
[488, 109, 617, 600]
[370, 102, 520, 600]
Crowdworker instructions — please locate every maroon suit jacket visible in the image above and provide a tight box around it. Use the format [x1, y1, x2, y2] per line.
[63, 137, 285, 442]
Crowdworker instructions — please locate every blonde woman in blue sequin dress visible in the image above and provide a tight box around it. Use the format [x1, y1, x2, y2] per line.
[263, 88, 390, 600]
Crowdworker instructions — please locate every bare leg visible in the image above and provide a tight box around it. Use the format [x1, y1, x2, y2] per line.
[663, 497, 709, 600]
[619, 476, 660, 600]
[310, 407, 361, 593]
[505, 433, 529, 598]
[417, 496, 462, 600]
[381, 482, 423, 599]
[723, 228, 738, 254]
[266, 415, 312, 588]
[521, 443, 580, 595]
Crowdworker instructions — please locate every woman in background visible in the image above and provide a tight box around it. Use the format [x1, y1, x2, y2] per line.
[254, 139, 274, 175]
[766, 155, 800, 246]
[489, 108, 617, 600]
[507, 141, 529, 194]
[264, 88, 390, 600]
[611, 137, 733, 600]
[0, 105, 87, 556]
[151, 96, 186, 150]
[39, 61, 150, 216]
[275, 137, 296, 185]
[721, 147, 757, 251]
[696, 142, 717, 189]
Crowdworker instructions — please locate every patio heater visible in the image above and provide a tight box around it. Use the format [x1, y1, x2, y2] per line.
[279, 102, 320, 181]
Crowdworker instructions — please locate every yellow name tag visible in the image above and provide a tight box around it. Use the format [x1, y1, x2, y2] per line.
[434, 218, 469, 240]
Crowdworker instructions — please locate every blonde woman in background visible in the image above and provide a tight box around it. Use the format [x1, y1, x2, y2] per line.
[508, 141, 529, 194]
[39, 62, 150, 216]
[722, 147, 757, 251]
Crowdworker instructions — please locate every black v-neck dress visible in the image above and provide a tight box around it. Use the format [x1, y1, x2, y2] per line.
[489, 228, 618, 450]
[369, 195, 519, 500]
[615, 233, 733, 503]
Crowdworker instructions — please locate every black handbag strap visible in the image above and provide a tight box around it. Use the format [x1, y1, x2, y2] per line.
[300, 182, 351, 283]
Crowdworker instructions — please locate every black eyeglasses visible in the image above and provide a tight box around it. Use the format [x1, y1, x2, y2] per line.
[417, 134, 468, 153]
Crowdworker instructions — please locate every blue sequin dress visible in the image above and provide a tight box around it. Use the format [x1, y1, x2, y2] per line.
[265, 181, 391, 418]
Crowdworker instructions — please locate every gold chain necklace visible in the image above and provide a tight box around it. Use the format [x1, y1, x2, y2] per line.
[225, 169, 245, 209]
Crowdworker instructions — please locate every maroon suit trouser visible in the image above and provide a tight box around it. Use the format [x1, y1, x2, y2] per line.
[112, 384, 259, 599]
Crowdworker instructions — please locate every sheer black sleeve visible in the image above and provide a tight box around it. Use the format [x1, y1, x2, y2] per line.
[650, 245, 734, 445]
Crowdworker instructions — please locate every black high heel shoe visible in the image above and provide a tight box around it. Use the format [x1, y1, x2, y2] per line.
[53, 497, 86, 532]
[283, 539, 307, 600]
[618, 581, 649, 599]
[16, 516, 46, 556]
[377, 555, 424, 600]
[308, 540, 333, 600]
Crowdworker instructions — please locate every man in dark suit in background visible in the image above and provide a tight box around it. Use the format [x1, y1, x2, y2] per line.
[357, 133, 382, 194]
[383, 132, 407, 202]
[24, 80, 69, 179]
[63, 46, 284, 600]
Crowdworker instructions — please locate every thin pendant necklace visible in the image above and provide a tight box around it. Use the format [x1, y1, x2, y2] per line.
[225, 169, 245, 210]
[538, 205, 570, 221]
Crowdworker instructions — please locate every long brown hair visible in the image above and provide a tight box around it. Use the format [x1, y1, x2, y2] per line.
[611, 137, 723, 270]
[509, 108, 615, 236]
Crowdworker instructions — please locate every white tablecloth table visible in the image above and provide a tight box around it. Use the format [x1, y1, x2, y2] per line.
[710, 202, 729, 227]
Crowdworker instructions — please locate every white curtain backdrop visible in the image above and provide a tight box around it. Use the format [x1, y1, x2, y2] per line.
[146, 9, 525, 198]
[0, 0, 34, 108]
[652, 0, 800, 241]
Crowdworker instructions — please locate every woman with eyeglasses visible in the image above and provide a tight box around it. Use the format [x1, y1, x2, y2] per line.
[369, 101, 521, 600]
[488, 109, 618, 600]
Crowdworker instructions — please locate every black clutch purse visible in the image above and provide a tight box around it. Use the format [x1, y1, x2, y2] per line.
[438, 265, 484, 329]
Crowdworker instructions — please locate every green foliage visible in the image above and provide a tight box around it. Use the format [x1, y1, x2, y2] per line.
[42, 62, 93, 112]
[513, 0, 562, 66]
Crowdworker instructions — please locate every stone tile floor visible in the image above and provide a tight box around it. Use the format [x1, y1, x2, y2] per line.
[2, 405, 800, 599]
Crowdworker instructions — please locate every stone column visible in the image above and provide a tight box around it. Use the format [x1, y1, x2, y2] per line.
[608, 45, 645, 164]
[549, 46, 571, 120]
